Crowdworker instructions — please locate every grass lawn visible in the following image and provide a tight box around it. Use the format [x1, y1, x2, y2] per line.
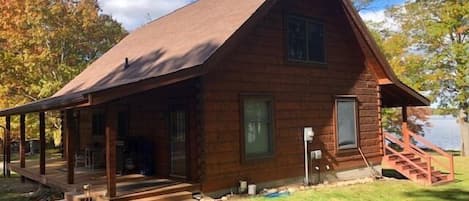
[244, 156, 469, 201]
[0, 174, 36, 201]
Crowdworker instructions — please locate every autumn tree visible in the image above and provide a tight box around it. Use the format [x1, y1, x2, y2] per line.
[0, 0, 127, 143]
[384, 1, 469, 155]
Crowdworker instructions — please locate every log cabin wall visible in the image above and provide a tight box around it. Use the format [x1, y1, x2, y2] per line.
[201, 0, 382, 192]
[77, 79, 200, 180]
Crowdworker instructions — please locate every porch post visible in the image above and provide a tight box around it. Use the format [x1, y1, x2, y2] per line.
[5, 115, 11, 177]
[39, 112, 46, 175]
[20, 114, 26, 182]
[105, 108, 117, 198]
[64, 110, 75, 184]
[402, 106, 410, 151]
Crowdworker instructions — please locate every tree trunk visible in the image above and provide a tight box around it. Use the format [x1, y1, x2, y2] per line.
[460, 110, 469, 157]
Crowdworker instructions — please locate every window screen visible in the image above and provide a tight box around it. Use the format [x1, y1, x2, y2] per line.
[336, 98, 358, 149]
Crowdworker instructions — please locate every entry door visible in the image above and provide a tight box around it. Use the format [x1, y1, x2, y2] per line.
[169, 109, 187, 178]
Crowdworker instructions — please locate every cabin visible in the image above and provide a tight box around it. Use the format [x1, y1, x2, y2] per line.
[0, 0, 455, 200]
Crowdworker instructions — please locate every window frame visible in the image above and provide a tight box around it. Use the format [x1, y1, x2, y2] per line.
[285, 14, 327, 65]
[335, 96, 360, 151]
[240, 94, 276, 162]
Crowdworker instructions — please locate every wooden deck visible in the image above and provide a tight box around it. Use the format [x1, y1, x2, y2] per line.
[9, 159, 199, 200]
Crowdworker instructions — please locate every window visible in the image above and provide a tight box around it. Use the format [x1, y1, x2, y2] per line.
[336, 98, 358, 150]
[118, 111, 129, 138]
[286, 15, 325, 63]
[92, 112, 105, 136]
[242, 96, 274, 160]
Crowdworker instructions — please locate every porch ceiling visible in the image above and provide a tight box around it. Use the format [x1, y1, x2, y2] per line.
[380, 83, 430, 108]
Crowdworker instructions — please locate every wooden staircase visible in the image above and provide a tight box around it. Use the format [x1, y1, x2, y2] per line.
[383, 130, 455, 186]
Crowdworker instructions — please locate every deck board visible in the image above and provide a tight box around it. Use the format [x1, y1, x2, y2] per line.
[8, 159, 197, 199]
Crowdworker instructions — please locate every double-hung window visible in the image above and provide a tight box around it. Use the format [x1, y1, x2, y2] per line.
[242, 96, 274, 160]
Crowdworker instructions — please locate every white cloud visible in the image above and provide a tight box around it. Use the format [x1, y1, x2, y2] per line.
[360, 10, 387, 23]
[360, 9, 400, 31]
[98, 0, 194, 31]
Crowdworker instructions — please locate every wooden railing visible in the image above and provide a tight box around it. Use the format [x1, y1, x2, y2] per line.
[384, 133, 430, 176]
[383, 128, 455, 184]
[408, 131, 455, 181]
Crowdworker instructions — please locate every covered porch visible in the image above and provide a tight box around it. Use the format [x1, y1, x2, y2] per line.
[0, 78, 202, 200]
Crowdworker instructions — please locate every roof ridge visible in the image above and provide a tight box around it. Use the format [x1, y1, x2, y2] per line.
[132, 0, 200, 32]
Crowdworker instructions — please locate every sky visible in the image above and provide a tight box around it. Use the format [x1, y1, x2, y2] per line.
[98, 0, 405, 31]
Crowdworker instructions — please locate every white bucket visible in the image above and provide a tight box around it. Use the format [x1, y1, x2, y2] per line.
[248, 184, 256, 195]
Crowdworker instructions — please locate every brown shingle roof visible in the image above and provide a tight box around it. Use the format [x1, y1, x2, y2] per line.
[54, 0, 266, 97]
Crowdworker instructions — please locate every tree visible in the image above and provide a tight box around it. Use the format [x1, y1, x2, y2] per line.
[385, 1, 469, 156]
[0, 0, 127, 144]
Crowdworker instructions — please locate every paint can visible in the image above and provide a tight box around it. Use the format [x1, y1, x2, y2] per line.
[248, 184, 256, 195]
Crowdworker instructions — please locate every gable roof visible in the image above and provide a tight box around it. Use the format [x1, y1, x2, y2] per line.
[0, 0, 428, 116]
[55, 0, 267, 97]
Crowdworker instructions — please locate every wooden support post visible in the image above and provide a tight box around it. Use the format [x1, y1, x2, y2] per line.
[64, 110, 75, 184]
[105, 108, 117, 198]
[39, 112, 46, 175]
[20, 114, 26, 182]
[402, 106, 410, 151]
[5, 115, 11, 177]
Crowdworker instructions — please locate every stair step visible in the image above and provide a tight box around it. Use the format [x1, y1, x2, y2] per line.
[402, 153, 416, 158]
[132, 191, 193, 201]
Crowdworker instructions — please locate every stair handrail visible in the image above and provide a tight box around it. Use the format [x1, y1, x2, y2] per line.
[408, 131, 455, 180]
[383, 133, 430, 175]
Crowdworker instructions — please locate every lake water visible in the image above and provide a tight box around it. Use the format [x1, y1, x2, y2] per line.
[422, 115, 461, 151]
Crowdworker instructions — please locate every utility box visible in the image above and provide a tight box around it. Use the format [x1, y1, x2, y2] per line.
[311, 150, 322, 160]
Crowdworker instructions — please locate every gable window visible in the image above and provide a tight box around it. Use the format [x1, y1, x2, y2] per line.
[286, 15, 325, 63]
[336, 98, 358, 150]
[92, 112, 105, 136]
[242, 96, 274, 160]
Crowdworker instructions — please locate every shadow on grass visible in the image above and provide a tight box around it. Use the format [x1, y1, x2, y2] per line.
[404, 188, 469, 201]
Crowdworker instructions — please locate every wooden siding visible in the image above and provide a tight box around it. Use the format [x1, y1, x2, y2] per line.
[201, 0, 382, 192]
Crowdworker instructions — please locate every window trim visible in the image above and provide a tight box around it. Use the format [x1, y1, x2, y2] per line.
[285, 14, 327, 65]
[240, 94, 276, 163]
[334, 96, 360, 151]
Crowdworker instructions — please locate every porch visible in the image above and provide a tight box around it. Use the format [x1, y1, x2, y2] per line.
[0, 79, 202, 200]
[8, 159, 198, 200]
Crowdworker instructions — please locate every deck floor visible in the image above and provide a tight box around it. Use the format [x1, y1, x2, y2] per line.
[8, 159, 190, 198]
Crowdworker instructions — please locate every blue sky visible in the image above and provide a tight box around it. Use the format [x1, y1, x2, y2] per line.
[99, 0, 404, 31]
[367, 0, 405, 11]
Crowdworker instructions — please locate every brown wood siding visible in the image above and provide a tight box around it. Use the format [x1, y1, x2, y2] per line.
[201, 0, 381, 192]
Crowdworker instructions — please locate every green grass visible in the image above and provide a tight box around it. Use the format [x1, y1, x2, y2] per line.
[244, 156, 469, 201]
[0, 174, 36, 201]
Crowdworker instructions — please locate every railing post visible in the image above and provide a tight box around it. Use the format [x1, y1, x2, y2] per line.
[426, 156, 432, 185]
[402, 106, 410, 151]
[449, 155, 455, 181]
[402, 122, 410, 151]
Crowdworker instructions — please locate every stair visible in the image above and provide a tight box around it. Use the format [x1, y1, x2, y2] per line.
[383, 153, 451, 185]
